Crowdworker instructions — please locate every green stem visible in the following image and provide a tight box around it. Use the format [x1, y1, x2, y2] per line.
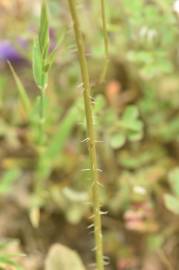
[67, 1, 104, 270]
[39, 87, 46, 145]
[31, 86, 46, 227]
[100, 0, 109, 83]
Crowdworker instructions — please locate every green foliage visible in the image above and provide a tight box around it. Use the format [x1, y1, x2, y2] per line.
[33, 38, 48, 90]
[32, 0, 49, 90]
[37, 98, 82, 181]
[0, 169, 20, 195]
[39, 0, 49, 58]
[0, 241, 23, 270]
[164, 168, 179, 215]
[164, 194, 179, 215]
[95, 96, 143, 149]
[8, 62, 31, 116]
[168, 168, 179, 197]
[3, 0, 179, 268]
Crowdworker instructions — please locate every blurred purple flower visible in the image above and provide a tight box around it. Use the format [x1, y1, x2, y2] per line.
[0, 28, 57, 65]
[0, 40, 25, 63]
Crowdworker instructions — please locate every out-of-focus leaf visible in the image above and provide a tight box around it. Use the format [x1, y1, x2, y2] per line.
[128, 128, 143, 141]
[95, 95, 106, 113]
[0, 169, 20, 194]
[147, 234, 164, 252]
[62, 187, 88, 202]
[164, 194, 179, 215]
[66, 205, 87, 224]
[110, 133, 126, 149]
[37, 99, 81, 180]
[122, 105, 139, 121]
[168, 168, 179, 197]
[8, 61, 31, 115]
[31, 94, 51, 122]
[45, 244, 86, 270]
[46, 31, 65, 70]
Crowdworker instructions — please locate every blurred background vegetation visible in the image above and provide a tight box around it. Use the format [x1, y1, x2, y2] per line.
[1, 0, 179, 269]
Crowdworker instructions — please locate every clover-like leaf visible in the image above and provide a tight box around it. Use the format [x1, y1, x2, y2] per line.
[128, 130, 143, 142]
[122, 105, 139, 122]
[119, 105, 144, 143]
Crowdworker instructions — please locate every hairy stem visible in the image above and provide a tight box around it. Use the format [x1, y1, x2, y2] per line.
[100, 0, 109, 83]
[67, 1, 104, 269]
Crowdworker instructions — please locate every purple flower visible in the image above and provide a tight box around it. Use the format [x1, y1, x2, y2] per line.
[0, 40, 25, 63]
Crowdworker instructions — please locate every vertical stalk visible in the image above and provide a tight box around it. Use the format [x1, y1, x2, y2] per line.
[39, 87, 46, 145]
[67, 1, 104, 270]
[36, 86, 46, 196]
[32, 86, 46, 227]
[100, 0, 109, 83]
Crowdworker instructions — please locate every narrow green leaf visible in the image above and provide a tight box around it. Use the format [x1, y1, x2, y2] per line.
[32, 38, 47, 89]
[8, 61, 31, 115]
[39, 0, 49, 56]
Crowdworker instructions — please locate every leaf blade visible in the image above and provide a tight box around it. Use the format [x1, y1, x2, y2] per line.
[8, 61, 31, 115]
[39, 0, 49, 57]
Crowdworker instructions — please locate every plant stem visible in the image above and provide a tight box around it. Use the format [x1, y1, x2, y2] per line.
[39, 87, 46, 145]
[100, 0, 109, 83]
[67, 1, 104, 269]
